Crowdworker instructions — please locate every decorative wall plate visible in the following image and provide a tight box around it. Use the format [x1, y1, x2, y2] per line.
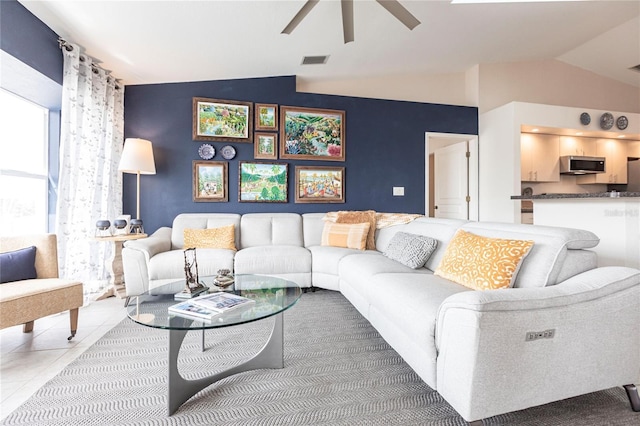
[616, 115, 628, 130]
[221, 145, 236, 160]
[198, 144, 215, 160]
[579, 112, 591, 125]
[600, 112, 614, 130]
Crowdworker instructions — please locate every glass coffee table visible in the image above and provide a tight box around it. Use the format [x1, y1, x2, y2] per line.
[127, 274, 302, 415]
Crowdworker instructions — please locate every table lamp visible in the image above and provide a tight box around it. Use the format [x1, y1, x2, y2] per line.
[118, 138, 156, 223]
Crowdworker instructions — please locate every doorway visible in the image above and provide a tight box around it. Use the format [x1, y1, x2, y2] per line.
[425, 132, 479, 221]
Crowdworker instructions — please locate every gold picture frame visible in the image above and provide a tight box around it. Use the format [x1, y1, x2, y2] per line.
[280, 106, 345, 161]
[192, 97, 253, 142]
[295, 166, 345, 203]
[255, 103, 278, 131]
[254, 132, 278, 160]
[193, 161, 228, 202]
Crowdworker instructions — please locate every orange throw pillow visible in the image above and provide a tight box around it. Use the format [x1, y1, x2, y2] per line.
[321, 222, 371, 250]
[336, 210, 377, 250]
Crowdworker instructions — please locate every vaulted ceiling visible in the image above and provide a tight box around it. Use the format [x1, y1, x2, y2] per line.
[19, 0, 640, 88]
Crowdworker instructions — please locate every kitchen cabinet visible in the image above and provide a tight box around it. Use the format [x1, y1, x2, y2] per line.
[521, 133, 559, 182]
[577, 138, 627, 184]
[628, 140, 640, 158]
[559, 136, 596, 157]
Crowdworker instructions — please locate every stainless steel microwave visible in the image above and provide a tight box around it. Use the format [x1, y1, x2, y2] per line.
[559, 156, 606, 175]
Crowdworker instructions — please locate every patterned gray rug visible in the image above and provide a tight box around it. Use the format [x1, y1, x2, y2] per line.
[2, 290, 636, 425]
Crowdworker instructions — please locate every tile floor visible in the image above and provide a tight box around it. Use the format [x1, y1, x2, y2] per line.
[0, 296, 127, 421]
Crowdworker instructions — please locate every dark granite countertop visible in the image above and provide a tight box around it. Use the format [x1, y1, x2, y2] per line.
[512, 192, 640, 200]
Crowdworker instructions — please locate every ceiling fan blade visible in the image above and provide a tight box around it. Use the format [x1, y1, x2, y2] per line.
[341, 0, 354, 43]
[375, 0, 421, 30]
[281, 0, 320, 35]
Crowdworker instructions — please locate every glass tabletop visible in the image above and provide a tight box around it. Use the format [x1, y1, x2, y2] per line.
[127, 274, 302, 331]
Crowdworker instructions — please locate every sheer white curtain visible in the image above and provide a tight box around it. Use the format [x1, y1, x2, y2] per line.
[56, 41, 124, 293]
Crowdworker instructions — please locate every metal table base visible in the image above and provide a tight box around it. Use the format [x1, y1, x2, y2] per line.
[167, 312, 284, 415]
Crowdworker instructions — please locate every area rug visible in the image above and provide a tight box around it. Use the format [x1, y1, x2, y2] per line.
[2, 290, 636, 425]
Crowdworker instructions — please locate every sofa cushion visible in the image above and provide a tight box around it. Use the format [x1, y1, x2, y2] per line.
[461, 222, 599, 288]
[0, 246, 37, 284]
[321, 222, 370, 250]
[171, 213, 241, 250]
[240, 213, 303, 248]
[234, 245, 311, 275]
[375, 217, 467, 272]
[335, 210, 377, 250]
[434, 230, 534, 290]
[383, 232, 437, 269]
[366, 272, 470, 351]
[339, 252, 431, 290]
[183, 225, 236, 250]
[149, 248, 235, 280]
[308, 245, 373, 276]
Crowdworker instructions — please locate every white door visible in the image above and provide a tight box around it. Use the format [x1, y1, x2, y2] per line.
[434, 141, 469, 219]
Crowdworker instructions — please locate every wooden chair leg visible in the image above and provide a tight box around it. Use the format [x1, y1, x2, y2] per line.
[68, 308, 78, 341]
[22, 320, 34, 333]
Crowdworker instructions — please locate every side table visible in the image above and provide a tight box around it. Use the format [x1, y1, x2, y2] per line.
[93, 233, 147, 305]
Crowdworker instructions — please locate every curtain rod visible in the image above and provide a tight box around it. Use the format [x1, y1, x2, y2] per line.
[58, 38, 122, 89]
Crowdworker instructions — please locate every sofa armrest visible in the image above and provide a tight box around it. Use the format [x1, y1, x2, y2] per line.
[435, 266, 640, 422]
[122, 227, 172, 297]
[123, 227, 172, 257]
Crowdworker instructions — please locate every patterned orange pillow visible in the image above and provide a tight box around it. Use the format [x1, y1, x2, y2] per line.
[321, 222, 371, 250]
[434, 229, 534, 290]
[183, 225, 236, 250]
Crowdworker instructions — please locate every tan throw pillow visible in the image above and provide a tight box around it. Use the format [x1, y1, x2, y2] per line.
[336, 210, 377, 250]
[321, 222, 371, 251]
[434, 229, 534, 290]
[183, 224, 236, 250]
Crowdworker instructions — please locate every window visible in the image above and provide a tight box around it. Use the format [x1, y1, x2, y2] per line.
[0, 89, 49, 235]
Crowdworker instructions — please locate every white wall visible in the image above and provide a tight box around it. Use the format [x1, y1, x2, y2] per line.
[478, 60, 640, 114]
[297, 71, 472, 106]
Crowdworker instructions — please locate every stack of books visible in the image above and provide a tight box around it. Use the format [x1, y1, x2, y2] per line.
[168, 292, 255, 322]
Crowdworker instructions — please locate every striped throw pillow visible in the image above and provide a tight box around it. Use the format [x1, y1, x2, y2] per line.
[321, 222, 371, 250]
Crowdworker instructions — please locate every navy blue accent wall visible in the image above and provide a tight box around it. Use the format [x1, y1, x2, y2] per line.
[0, 0, 63, 84]
[125, 76, 478, 233]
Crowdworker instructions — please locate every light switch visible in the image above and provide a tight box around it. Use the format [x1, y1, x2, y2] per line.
[393, 187, 404, 196]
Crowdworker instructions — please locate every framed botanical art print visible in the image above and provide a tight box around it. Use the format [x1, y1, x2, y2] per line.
[295, 166, 345, 203]
[280, 106, 345, 161]
[238, 161, 288, 203]
[255, 103, 278, 131]
[193, 161, 228, 202]
[254, 132, 278, 160]
[192, 97, 253, 142]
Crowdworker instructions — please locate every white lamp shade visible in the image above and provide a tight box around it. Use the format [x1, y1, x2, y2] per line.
[119, 138, 156, 174]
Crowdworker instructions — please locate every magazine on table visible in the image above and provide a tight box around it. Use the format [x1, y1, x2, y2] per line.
[168, 292, 255, 321]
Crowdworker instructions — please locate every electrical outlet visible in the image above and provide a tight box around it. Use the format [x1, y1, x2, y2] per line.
[393, 187, 404, 196]
[525, 329, 555, 342]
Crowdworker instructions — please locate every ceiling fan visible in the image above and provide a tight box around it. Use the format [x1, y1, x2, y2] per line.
[281, 0, 421, 44]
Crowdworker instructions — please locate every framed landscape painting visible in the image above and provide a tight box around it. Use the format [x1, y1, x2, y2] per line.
[238, 161, 288, 203]
[280, 106, 345, 161]
[255, 103, 278, 131]
[192, 97, 252, 142]
[295, 166, 345, 203]
[193, 161, 228, 202]
[254, 133, 277, 159]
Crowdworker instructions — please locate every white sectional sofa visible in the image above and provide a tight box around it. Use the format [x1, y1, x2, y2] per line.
[122, 212, 640, 424]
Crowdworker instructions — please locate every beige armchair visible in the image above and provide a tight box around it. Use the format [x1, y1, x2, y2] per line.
[0, 234, 83, 340]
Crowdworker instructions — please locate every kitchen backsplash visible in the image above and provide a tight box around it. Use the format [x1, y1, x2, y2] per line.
[521, 175, 607, 196]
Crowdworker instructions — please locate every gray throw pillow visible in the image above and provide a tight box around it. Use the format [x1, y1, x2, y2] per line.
[383, 232, 437, 269]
